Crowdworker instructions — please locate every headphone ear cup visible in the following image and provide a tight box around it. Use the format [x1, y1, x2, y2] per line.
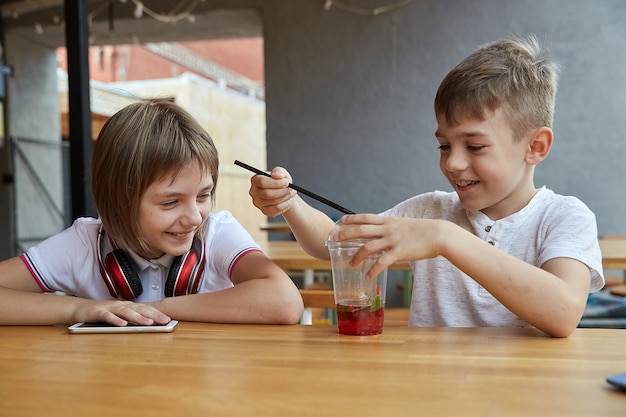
[104, 249, 144, 301]
[164, 250, 201, 297]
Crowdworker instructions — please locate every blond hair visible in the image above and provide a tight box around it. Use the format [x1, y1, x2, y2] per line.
[91, 99, 219, 254]
[434, 35, 560, 140]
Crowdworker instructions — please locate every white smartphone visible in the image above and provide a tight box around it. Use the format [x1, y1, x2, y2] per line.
[68, 320, 178, 334]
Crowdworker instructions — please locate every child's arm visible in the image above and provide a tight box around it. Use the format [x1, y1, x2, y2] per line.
[149, 251, 304, 324]
[0, 257, 171, 326]
[335, 214, 591, 338]
[249, 166, 335, 259]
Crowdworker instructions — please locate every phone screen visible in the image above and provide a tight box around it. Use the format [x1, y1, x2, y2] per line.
[68, 320, 178, 334]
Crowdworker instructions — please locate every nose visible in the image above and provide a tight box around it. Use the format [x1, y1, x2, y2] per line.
[441, 147, 468, 173]
[181, 202, 205, 227]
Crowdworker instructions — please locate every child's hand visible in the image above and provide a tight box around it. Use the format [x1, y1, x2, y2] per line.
[333, 214, 445, 280]
[249, 166, 298, 217]
[72, 299, 171, 327]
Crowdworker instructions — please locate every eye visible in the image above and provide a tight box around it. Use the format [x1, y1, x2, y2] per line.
[197, 187, 213, 200]
[468, 145, 486, 152]
[437, 144, 450, 152]
[161, 200, 178, 207]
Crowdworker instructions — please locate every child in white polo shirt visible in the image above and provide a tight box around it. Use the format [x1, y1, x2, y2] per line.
[0, 99, 303, 326]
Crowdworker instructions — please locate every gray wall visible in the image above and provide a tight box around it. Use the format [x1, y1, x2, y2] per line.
[262, 0, 626, 235]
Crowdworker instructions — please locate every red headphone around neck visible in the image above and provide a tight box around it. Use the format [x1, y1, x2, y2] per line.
[96, 225, 205, 301]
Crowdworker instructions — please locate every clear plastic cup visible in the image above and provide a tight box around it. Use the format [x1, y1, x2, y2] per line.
[326, 228, 387, 335]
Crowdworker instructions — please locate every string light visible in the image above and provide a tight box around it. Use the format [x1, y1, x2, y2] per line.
[130, 0, 200, 24]
[63, 0, 202, 40]
[323, 0, 414, 16]
[3, 0, 205, 35]
[133, 1, 143, 19]
[83, 0, 201, 27]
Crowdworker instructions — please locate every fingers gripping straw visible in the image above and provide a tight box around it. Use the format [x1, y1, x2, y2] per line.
[233, 160, 355, 215]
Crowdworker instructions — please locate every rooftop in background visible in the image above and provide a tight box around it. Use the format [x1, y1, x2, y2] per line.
[56, 38, 264, 96]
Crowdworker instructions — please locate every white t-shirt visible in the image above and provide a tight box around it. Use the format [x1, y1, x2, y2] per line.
[21, 210, 261, 302]
[381, 187, 605, 327]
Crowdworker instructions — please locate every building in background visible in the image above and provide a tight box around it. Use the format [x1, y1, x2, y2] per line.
[57, 38, 264, 84]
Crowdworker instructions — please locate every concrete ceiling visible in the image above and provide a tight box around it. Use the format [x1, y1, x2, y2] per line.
[1, 0, 262, 48]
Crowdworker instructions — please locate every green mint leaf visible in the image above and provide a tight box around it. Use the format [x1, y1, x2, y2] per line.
[370, 295, 383, 312]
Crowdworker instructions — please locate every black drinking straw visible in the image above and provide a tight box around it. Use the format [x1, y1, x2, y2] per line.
[234, 160, 355, 215]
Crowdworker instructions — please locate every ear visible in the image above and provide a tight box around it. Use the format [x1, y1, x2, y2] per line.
[525, 127, 553, 165]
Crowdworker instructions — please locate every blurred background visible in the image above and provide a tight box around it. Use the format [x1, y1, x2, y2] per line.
[0, 0, 624, 306]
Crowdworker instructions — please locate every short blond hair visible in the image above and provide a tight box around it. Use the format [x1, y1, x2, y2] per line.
[91, 99, 219, 254]
[434, 35, 560, 140]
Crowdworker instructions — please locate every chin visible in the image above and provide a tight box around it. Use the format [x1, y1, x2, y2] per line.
[168, 244, 193, 257]
[458, 199, 486, 214]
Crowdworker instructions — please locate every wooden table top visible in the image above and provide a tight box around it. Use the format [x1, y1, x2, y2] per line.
[1, 323, 624, 416]
[259, 222, 292, 233]
[262, 238, 626, 272]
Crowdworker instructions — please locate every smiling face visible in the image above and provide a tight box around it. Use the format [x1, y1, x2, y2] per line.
[435, 107, 539, 220]
[137, 163, 214, 260]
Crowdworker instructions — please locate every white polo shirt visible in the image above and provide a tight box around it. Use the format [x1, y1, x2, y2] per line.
[21, 210, 261, 302]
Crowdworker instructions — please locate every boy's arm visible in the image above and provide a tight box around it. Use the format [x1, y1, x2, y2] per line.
[336, 214, 591, 338]
[249, 167, 335, 259]
[438, 222, 590, 337]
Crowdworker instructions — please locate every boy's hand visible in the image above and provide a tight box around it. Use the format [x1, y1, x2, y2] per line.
[249, 167, 298, 217]
[72, 299, 171, 327]
[332, 214, 444, 280]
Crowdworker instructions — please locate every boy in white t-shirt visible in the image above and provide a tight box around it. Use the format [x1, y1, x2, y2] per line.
[246, 35, 603, 337]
